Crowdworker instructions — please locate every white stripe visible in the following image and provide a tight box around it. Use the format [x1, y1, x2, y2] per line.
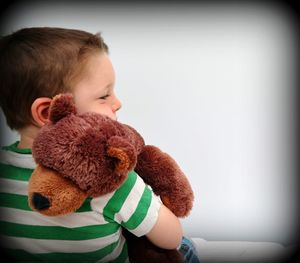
[129, 193, 162, 237]
[90, 191, 116, 214]
[0, 229, 121, 254]
[0, 207, 109, 227]
[0, 178, 28, 195]
[114, 175, 145, 224]
[0, 150, 36, 169]
[99, 234, 126, 262]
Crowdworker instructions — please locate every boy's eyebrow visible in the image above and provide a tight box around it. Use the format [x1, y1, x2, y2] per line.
[98, 85, 111, 94]
[105, 83, 115, 91]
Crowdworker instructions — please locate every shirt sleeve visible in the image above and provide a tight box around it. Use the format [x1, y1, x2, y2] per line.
[92, 171, 162, 237]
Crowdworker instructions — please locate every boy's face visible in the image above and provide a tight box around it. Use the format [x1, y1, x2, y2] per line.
[72, 52, 121, 120]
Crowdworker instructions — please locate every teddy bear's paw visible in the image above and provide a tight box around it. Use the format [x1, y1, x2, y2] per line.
[161, 195, 172, 209]
[160, 194, 193, 218]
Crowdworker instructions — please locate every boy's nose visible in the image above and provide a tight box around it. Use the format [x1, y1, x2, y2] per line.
[32, 192, 50, 210]
[112, 98, 122, 112]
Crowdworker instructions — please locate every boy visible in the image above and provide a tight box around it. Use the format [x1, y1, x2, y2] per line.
[0, 27, 199, 262]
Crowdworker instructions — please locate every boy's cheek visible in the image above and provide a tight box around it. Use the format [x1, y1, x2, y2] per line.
[88, 105, 117, 120]
[72, 100, 117, 120]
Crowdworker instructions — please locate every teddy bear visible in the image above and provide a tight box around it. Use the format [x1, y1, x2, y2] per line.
[28, 93, 194, 263]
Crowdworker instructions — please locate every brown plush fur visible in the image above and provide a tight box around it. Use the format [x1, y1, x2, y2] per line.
[135, 145, 193, 217]
[28, 165, 87, 216]
[28, 93, 194, 263]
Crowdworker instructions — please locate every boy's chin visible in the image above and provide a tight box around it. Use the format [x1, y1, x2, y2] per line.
[110, 114, 118, 121]
[98, 112, 117, 121]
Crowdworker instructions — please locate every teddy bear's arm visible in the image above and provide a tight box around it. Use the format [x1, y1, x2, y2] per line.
[135, 145, 194, 217]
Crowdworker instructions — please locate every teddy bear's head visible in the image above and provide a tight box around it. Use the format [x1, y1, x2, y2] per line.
[28, 164, 88, 216]
[29, 93, 145, 215]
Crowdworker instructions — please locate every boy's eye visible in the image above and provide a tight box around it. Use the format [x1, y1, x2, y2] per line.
[99, 94, 110, 100]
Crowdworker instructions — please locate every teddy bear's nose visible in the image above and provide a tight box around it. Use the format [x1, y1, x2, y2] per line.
[32, 193, 50, 210]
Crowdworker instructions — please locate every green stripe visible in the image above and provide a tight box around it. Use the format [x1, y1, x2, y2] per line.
[75, 197, 93, 212]
[0, 221, 120, 240]
[0, 192, 92, 213]
[0, 193, 32, 211]
[3, 241, 119, 263]
[0, 163, 33, 181]
[103, 171, 137, 221]
[122, 186, 152, 230]
[3, 248, 43, 262]
[2, 141, 32, 154]
[113, 241, 128, 263]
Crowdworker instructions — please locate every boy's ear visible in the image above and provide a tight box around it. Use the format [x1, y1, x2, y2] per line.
[31, 97, 52, 127]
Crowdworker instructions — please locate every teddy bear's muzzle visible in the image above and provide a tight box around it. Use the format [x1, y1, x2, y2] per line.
[31, 192, 51, 210]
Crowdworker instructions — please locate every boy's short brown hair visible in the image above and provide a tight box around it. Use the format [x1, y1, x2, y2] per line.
[0, 27, 108, 130]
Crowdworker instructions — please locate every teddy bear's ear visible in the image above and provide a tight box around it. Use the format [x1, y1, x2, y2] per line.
[48, 93, 77, 123]
[106, 136, 137, 174]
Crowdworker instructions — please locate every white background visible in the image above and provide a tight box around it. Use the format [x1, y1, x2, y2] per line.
[1, 1, 297, 245]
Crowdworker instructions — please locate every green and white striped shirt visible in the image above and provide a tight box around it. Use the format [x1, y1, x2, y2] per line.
[0, 142, 162, 262]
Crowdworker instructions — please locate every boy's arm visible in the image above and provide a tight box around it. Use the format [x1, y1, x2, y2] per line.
[146, 204, 183, 249]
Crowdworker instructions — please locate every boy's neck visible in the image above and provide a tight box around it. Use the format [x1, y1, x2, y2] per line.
[17, 125, 40, 149]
